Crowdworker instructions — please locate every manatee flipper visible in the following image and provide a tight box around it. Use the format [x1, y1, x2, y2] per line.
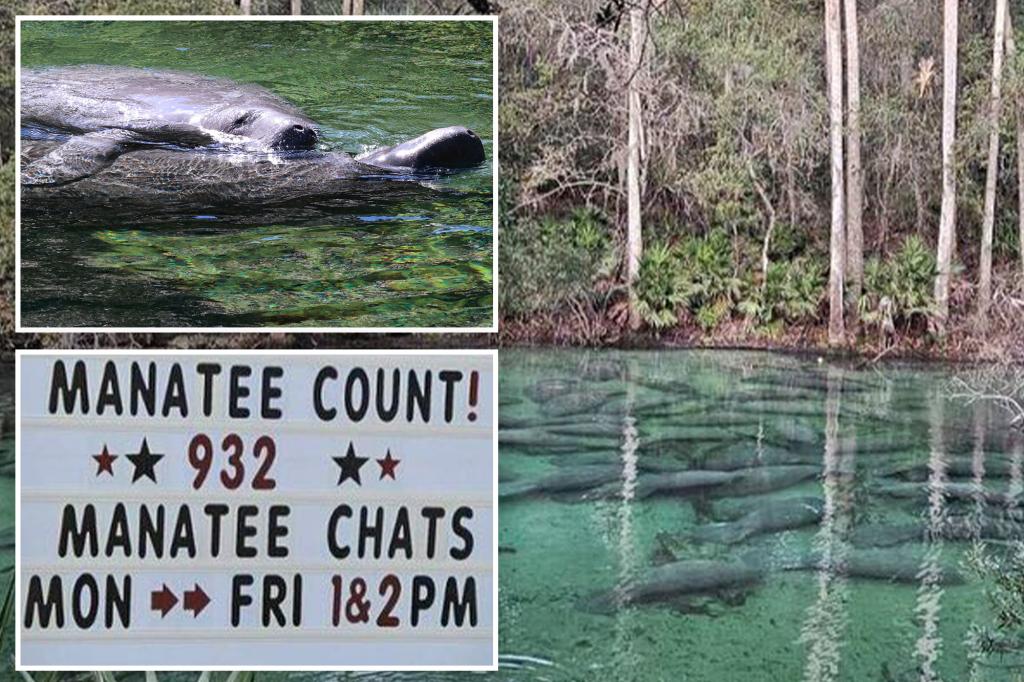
[21, 130, 141, 187]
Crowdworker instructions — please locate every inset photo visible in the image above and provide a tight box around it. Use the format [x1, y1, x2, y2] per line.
[15, 17, 495, 331]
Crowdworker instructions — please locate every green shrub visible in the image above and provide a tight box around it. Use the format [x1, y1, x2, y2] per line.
[739, 256, 825, 325]
[859, 234, 936, 331]
[678, 229, 744, 310]
[499, 204, 614, 317]
[634, 243, 685, 329]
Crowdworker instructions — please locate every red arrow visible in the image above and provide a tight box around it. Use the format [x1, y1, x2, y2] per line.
[183, 583, 211, 617]
[150, 584, 178, 617]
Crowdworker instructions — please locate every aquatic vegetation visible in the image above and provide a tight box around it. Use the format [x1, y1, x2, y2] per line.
[87, 219, 492, 327]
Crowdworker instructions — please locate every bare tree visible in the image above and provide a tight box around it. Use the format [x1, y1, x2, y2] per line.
[626, 3, 645, 329]
[935, 0, 959, 336]
[826, 0, 846, 345]
[844, 0, 864, 325]
[978, 0, 1008, 329]
[1007, 6, 1024, 279]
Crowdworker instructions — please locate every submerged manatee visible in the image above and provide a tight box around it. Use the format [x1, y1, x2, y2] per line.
[578, 559, 764, 615]
[707, 465, 821, 499]
[787, 548, 965, 585]
[688, 496, 825, 544]
[21, 65, 322, 185]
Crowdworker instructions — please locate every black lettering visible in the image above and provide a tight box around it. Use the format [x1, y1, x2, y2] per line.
[130, 362, 156, 415]
[196, 363, 222, 417]
[229, 365, 252, 419]
[438, 370, 463, 423]
[407, 370, 431, 422]
[410, 575, 435, 627]
[345, 368, 370, 422]
[205, 504, 229, 558]
[359, 506, 383, 559]
[96, 361, 123, 416]
[163, 363, 188, 418]
[48, 360, 88, 415]
[313, 367, 338, 420]
[451, 507, 474, 560]
[231, 575, 254, 627]
[58, 504, 97, 558]
[268, 505, 290, 558]
[24, 575, 64, 628]
[327, 505, 352, 559]
[421, 506, 445, 559]
[441, 576, 477, 627]
[236, 505, 258, 558]
[262, 367, 284, 419]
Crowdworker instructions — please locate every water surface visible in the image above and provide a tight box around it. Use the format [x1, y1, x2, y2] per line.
[4, 351, 1024, 680]
[19, 20, 493, 328]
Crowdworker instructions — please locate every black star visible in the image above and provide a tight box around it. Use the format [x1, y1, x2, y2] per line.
[126, 438, 164, 484]
[333, 442, 368, 486]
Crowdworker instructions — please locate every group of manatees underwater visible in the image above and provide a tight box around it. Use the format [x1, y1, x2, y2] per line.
[498, 355, 1024, 629]
[19, 65, 487, 216]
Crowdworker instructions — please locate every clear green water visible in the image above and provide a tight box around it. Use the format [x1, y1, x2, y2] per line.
[19, 20, 493, 328]
[4, 350, 1024, 681]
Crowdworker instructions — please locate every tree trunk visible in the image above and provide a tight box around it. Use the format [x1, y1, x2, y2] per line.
[1006, 7, 1024, 280]
[978, 0, 1008, 329]
[826, 0, 846, 345]
[291, 0, 301, 15]
[342, 0, 364, 13]
[844, 0, 864, 325]
[239, 0, 251, 14]
[934, 0, 959, 336]
[626, 6, 644, 329]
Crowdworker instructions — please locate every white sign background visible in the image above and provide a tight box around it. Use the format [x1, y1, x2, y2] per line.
[16, 350, 497, 671]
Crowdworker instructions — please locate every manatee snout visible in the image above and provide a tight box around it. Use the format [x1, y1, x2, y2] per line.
[423, 126, 485, 168]
[272, 122, 320, 150]
[357, 125, 486, 171]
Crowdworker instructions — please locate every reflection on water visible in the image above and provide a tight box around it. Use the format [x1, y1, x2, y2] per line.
[3, 351, 1024, 680]
[491, 350, 1023, 682]
[19, 21, 493, 328]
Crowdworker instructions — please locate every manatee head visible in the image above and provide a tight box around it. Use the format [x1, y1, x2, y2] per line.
[357, 126, 486, 171]
[208, 105, 320, 150]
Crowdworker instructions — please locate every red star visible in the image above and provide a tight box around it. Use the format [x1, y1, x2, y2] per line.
[93, 444, 117, 477]
[377, 450, 400, 480]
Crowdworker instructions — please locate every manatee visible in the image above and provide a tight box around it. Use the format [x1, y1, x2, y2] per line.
[876, 481, 1018, 506]
[21, 65, 322, 185]
[707, 465, 821, 499]
[499, 465, 621, 501]
[787, 548, 965, 585]
[687, 496, 825, 544]
[851, 514, 1024, 548]
[497, 427, 615, 453]
[578, 558, 763, 615]
[881, 456, 1019, 482]
[703, 444, 821, 471]
[21, 126, 486, 214]
[578, 469, 737, 501]
[525, 378, 580, 404]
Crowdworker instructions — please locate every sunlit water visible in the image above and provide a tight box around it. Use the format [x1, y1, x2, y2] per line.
[18, 21, 493, 328]
[4, 350, 1024, 680]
